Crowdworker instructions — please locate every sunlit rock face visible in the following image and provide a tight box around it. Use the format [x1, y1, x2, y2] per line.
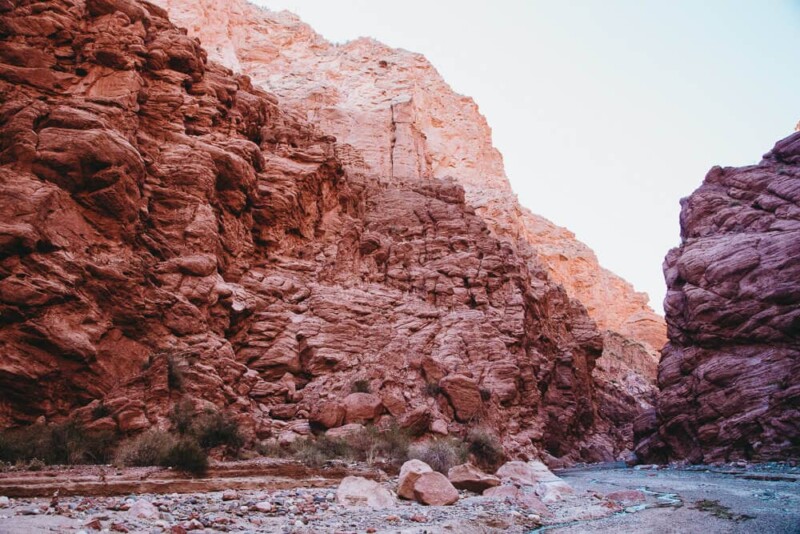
[154, 0, 666, 453]
[155, 0, 665, 356]
[636, 132, 800, 463]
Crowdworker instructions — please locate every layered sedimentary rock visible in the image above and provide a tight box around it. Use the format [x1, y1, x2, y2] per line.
[0, 0, 645, 461]
[153, 0, 665, 457]
[154, 0, 665, 352]
[636, 133, 800, 463]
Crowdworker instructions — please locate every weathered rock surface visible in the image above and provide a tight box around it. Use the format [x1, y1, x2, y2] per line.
[335, 476, 395, 509]
[412, 471, 459, 506]
[637, 132, 800, 463]
[495, 461, 573, 503]
[448, 463, 501, 493]
[0, 0, 644, 462]
[398, 459, 433, 500]
[153, 0, 666, 459]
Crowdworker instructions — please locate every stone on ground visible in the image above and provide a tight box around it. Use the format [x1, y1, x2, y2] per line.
[412, 471, 459, 506]
[398, 459, 433, 500]
[336, 476, 395, 508]
[495, 460, 573, 503]
[447, 463, 501, 493]
[127, 500, 159, 520]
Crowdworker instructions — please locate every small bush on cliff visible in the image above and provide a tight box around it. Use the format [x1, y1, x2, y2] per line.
[408, 438, 467, 474]
[351, 379, 371, 394]
[92, 402, 111, 419]
[168, 399, 196, 435]
[166, 355, 186, 392]
[162, 438, 208, 476]
[424, 382, 442, 397]
[115, 430, 177, 467]
[466, 427, 505, 470]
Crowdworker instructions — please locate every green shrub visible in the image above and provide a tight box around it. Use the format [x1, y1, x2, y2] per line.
[424, 382, 442, 397]
[408, 438, 467, 474]
[349, 424, 411, 466]
[193, 409, 243, 452]
[351, 379, 371, 394]
[0, 422, 116, 465]
[162, 438, 208, 476]
[466, 427, 505, 470]
[255, 440, 289, 458]
[168, 399, 196, 435]
[167, 355, 186, 391]
[92, 402, 111, 419]
[290, 438, 330, 467]
[26, 458, 45, 471]
[114, 430, 177, 467]
[294, 424, 412, 467]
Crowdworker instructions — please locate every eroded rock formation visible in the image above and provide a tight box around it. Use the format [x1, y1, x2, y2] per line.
[153, 0, 666, 459]
[153, 0, 666, 357]
[636, 133, 800, 463]
[0, 0, 658, 462]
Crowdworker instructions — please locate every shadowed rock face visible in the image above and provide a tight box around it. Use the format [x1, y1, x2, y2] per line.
[636, 132, 800, 463]
[0, 0, 647, 462]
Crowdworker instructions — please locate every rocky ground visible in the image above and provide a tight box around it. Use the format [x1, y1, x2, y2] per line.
[0, 461, 797, 533]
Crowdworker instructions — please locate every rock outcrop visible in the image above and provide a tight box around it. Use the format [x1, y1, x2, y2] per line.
[636, 132, 800, 463]
[153, 0, 665, 461]
[153, 0, 665, 349]
[0, 0, 651, 461]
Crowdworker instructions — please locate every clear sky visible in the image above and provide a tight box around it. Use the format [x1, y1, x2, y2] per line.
[254, 0, 799, 312]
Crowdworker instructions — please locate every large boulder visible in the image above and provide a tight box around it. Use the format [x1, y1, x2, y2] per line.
[447, 463, 500, 493]
[310, 400, 345, 429]
[335, 476, 395, 508]
[342, 393, 384, 424]
[412, 471, 459, 506]
[438, 375, 482, 423]
[495, 460, 573, 503]
[398, 459, 433, 500]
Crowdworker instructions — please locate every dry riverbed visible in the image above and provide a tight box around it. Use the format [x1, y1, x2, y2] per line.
[0, 460, 797, 533]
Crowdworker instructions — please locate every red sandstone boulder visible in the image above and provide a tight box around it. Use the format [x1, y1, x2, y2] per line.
[397, 459, 433, 500]
[412, 471, 459, 506]
[495, 461, 573, 503]
[336, 477, 395, 508]
[310, 401, 345, 429]
[343, 393, 384, 424]
[447, 463, 500, 493]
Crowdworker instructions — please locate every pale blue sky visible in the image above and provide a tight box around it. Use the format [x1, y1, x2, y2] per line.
[254, 0, 799, 311]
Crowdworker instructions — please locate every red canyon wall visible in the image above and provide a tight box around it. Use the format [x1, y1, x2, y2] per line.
[153, 0, 666, 360]
[636, 133, 800, 463]
[153, 0, 667, 453]
[0, 0, 665, 462]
